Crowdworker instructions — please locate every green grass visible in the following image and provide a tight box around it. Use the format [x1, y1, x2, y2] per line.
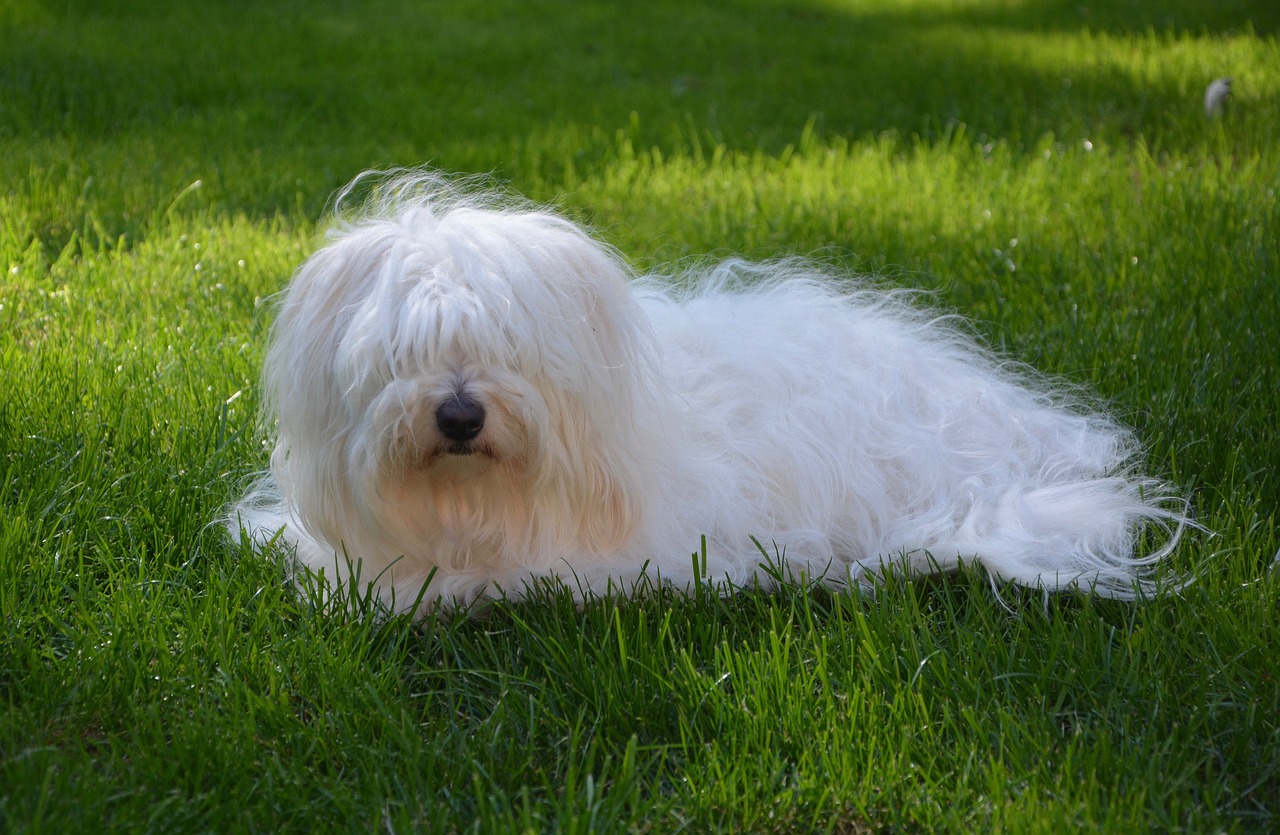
[2, 0, 1278, 831]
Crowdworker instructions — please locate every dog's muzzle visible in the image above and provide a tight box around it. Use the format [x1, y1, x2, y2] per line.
[436, 395, 485, 452]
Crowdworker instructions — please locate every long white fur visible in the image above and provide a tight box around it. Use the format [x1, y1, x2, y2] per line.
[228, 172, 1187, 614]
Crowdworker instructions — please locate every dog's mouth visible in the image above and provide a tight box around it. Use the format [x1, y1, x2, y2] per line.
[420, 440, 499, 466]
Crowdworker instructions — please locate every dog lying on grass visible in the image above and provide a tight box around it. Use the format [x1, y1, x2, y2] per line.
[228, 172, 1188, 614]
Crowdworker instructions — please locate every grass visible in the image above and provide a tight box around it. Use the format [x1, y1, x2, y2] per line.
[1, 0, 1278, 831]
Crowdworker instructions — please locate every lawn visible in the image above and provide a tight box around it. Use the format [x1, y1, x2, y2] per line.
[2, 0, 1278, 831]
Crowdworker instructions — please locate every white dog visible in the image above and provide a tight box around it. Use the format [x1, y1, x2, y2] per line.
[229, 172, 1187, 614]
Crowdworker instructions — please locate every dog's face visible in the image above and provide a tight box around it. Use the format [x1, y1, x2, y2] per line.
[263, 203, 654, 564]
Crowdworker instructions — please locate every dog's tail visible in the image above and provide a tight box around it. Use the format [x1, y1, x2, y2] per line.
[952, 475, 1192, 598]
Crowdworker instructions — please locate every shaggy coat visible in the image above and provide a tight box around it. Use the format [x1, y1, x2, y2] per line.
[229, 175, 1186, 613]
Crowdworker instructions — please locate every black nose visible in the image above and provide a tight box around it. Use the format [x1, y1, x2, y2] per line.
[436, 397, 485, 442]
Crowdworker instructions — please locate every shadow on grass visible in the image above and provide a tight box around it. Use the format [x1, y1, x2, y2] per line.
[1, 0, 1272, 225]
[13, 3, 1269, 141]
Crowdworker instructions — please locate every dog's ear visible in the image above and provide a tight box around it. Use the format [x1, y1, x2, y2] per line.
[576, 452, 642, 554]
[532, 379, 646, 556]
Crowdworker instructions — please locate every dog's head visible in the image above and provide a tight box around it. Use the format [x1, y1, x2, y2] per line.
[263, 178, 656, 567]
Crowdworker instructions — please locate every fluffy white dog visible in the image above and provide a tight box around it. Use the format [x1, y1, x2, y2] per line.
[229, 173, 1187, 614]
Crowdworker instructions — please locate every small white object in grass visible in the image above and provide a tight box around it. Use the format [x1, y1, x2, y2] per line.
[1204, 77, 1232, 118]
[1082, 139, 1093, 152]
